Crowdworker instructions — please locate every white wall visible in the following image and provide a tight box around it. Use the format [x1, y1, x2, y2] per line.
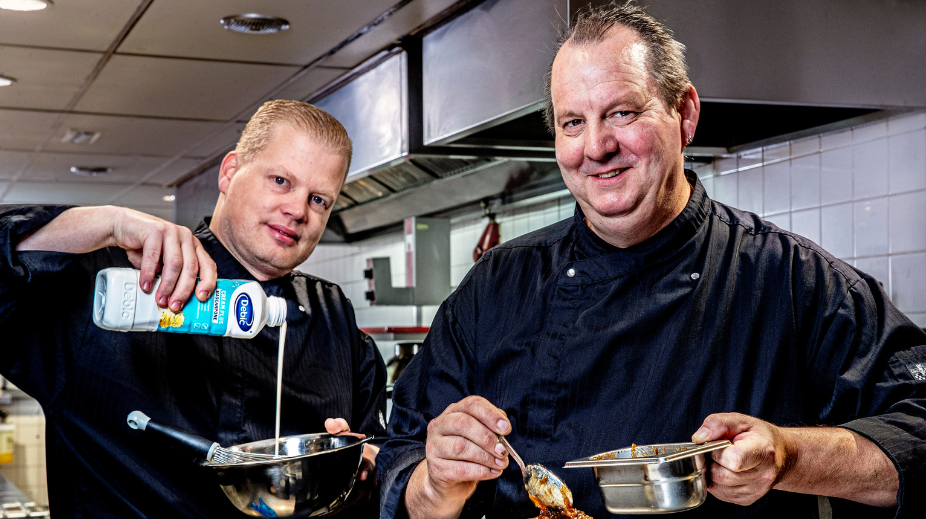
[300, 198, 577, 329]
[300, 110, 926, 329]
[694, 111, 926, 327]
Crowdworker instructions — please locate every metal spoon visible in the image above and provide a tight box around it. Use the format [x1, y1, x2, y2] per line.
[497, 434, 573, 510]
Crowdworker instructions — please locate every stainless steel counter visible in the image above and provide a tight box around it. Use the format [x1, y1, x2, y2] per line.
[0, 473, 48, 517]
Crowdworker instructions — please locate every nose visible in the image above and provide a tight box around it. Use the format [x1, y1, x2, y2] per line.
[585, 121, 619, 163]
[281, 191, 307, 223]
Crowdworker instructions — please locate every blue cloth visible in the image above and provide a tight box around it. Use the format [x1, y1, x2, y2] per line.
[378, 172, 926, 519]
[0, 205, 387, 518]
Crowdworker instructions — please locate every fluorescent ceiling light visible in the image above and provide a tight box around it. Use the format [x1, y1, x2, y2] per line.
[0, 76, 14, 87]
[0, 0, 52, 11]
[70, 166, 111, 176]
[163, 195, 176, 202]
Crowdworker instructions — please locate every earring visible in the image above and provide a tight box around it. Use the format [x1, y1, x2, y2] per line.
[685, 135, 693, 146]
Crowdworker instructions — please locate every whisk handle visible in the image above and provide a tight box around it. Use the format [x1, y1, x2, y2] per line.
[126, 410, 218, 461]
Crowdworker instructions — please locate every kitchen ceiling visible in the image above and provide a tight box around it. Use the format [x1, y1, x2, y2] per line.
[0, 0, 463, 220]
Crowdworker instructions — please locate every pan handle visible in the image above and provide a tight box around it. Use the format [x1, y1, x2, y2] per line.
[663, 439, 732, 462]
[127, 410, 219, 462]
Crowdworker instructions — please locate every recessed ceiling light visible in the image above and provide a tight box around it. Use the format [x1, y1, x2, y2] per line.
[0, 0, 52, 11]
[0, 76, 14, 87]
[220, 14, 290, 34]
[61, 128, 101, 145]
[163, 195, 176, 202]
[70, 166, 111, 176]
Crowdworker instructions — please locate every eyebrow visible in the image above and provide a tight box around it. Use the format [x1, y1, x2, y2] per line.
[266, 165, 295, 177]
[556, 92, 648, 124]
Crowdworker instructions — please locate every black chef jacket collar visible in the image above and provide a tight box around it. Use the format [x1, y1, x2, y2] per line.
[563, 169, 709, 285]
[195, 218, 310, 325]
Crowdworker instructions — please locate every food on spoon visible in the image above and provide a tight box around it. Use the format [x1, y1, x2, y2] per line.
[526, 470, 591, 519]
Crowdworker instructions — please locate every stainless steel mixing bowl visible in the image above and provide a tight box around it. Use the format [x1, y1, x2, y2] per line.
[203, 433, 372, 518]
[565, 440, 730, 514]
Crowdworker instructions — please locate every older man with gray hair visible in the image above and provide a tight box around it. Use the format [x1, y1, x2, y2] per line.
[378, 2, 926, 518]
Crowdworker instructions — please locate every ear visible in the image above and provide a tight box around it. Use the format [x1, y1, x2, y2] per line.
[218, 151, 239, 195]
[679, 84, 701, 150]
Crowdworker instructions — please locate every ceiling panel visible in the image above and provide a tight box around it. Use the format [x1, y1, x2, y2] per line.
[144, 157, 207, 186]
[0, 150, 31, 180]
[3, 181, 130, 205]
[0, 109, 59, 151]
[118, 0, 402, 65]
[110, 183, 174, 208]
[271, 66, 347, 104]
[20, 151, 183, 184]
[181, 121, 245, 160]
[44, 113, 226, 157]
[74, 55, 299, 121]
[0, 46, 101, 111]
[0, 0, 141, 51]
[323, 0, 461, 68]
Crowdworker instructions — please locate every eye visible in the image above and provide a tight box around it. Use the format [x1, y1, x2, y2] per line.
[273, 176, 287, 186]
[311, 195, 328, 208]
[611, 111, 636, 119]
[563, 118, 583, 129]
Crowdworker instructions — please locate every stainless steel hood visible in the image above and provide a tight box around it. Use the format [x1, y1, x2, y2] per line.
[307, 0, 925, 241]
[312, 0, 567, 240]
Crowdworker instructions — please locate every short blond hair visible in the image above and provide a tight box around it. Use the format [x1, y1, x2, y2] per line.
[236, 100, 353, 172]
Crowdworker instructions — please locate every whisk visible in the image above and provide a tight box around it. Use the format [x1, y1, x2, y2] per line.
[127, 411, 278, 465]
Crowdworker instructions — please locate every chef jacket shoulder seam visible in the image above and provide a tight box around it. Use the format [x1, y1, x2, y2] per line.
[710, 209, 861, 289]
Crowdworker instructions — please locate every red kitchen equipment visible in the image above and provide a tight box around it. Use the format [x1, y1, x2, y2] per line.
[473, 214, 500, 262]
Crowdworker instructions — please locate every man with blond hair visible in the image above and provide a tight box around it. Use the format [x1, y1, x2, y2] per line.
[0, 100, 386, 518]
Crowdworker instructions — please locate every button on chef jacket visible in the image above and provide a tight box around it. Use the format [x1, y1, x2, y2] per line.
[378, 171, 926, 519]
[0, 205, 387, 519]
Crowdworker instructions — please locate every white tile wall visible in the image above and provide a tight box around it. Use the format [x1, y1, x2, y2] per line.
[299, 111, 926, 330]
[300, 198, 576, 328]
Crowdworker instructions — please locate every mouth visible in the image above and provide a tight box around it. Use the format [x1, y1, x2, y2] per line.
[593, 167, 629, 179]
[269, 225, 298, 243]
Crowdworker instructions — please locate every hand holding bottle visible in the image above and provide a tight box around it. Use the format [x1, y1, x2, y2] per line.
[16, 206, 217, 310]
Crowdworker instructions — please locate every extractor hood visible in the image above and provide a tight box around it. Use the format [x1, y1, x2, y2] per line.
[308, 0, 924, 242]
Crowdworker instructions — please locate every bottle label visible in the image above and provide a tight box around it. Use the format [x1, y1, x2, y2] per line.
[235, 293, 254, 332]
[159, 279, 250, 335]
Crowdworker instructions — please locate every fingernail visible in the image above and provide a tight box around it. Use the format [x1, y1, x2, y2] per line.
[497, 420, 509, 433]
[693, 427, 709, 441]
[158, 296, 168, 307]
[142, 282, 151, 292]
[198, 290, 209, 300]
[490, 469, 501, 476]
[170, 301, 182, 312]
[495, 443, 507, 457]
[495, 457, 505, 467]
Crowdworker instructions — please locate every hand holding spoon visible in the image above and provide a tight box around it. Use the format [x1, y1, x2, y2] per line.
[497, 434, 573, 510]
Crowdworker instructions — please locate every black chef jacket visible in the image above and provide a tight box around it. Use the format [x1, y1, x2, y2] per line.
[378, 171, 926, 519]
[0, 205, 387, 518]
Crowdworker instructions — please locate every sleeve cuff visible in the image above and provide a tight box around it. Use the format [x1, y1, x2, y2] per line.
[378, 446, 425, 519]
[0, 205, 74, 282]
[841, 414, 926, 519]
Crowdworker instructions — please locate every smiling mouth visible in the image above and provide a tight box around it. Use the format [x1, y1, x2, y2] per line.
[595, 167, 629, 179]
[272, 227, 298, 241]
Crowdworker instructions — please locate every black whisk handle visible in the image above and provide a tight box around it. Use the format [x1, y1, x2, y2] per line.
[126, 411, 218, 461]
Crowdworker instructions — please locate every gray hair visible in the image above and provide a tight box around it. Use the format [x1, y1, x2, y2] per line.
[543, 1, 690, 134]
